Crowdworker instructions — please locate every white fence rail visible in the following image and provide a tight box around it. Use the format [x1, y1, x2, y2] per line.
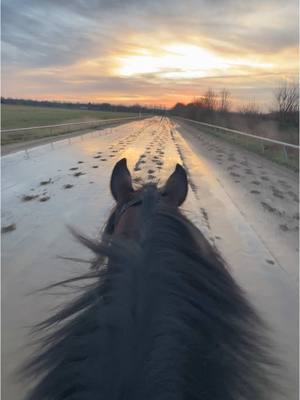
[177, 117, 299, 162]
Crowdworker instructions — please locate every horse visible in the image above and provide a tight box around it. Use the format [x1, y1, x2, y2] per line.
[22, 158, 279, 399]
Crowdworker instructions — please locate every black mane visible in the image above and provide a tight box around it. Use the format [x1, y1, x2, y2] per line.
[22, 184, 279, 400]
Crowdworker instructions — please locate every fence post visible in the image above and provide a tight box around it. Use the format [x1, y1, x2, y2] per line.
[261, 142, 265, 154]
[282, 145, 288, 161]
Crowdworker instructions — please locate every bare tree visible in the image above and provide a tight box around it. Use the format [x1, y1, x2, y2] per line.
[194, 97, 204, 108]
[219, 89, 231, 112]
[239, 99, 260, 116]
[274, 81, 299, 122]
[202, 89, 217, 111]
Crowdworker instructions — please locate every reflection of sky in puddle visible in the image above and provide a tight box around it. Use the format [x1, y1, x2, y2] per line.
[72, 131, 112, 154]
[71, 120, 147, 156]
[177, 134, 215, 182]
[122, 147, 144, 171]
[69, 118, 215, 194]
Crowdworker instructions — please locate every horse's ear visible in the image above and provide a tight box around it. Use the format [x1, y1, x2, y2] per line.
[162, 164, 188, 206]
[110, 158, 133, 202]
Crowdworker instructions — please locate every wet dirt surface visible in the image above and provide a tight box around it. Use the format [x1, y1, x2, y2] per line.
[175, 120, 299, 280]
[2, 117, 298, 399]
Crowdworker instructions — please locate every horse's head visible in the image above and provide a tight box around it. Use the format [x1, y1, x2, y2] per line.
[109, 158, 188, 238]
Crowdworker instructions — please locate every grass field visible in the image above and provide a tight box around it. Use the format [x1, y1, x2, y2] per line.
[1, 104, 138, 145]
[1, 104, 137, 129]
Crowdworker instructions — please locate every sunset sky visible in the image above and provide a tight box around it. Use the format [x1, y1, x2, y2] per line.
[2, 0, 299, 110]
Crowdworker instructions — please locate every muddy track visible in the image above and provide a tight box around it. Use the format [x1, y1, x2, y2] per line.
[2, 116, 298, 400]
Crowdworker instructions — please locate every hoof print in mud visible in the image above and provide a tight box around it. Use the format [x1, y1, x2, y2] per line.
[40, 179, 52, 185]
[1, 223, 16, 233]
[73, 172, 86, 177]
[39, 196, 50, 202]
[22, 194, 39, 202]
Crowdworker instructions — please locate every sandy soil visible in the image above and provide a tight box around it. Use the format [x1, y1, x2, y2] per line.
[2, 117, 298, 399]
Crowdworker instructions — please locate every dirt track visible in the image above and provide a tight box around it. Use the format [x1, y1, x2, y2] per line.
[2, 117, 298, 399]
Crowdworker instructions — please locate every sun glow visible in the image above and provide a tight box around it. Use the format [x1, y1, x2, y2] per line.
[118, 44, 228, 78]
[117, 43, 273, 79]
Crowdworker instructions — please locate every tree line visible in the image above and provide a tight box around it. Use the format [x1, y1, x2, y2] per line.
[170, 83, 299, 141]
[2, 81, 298, 139]
[0, 97, 165, 115]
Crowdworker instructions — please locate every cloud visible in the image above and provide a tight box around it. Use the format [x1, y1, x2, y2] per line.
[1, 0, 298, 107]
[3, 0, 298, 66]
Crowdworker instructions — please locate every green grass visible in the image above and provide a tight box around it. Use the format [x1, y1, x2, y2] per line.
[1, 104, 137, 129]
[1, 104, 138, 145]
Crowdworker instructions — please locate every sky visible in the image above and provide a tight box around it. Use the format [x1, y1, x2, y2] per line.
[1, 0, 299, 110]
